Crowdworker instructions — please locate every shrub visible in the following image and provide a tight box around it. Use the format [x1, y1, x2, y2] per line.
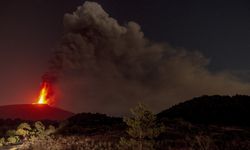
[17, 123, 32, 131]
[7, 136, 20, 144]
[6, 130, 16, 137]
[0, 138, 5, 147]
[34, 121, 46, 133]
[45, 125, 56, 135]
[16, 129, 29, 137]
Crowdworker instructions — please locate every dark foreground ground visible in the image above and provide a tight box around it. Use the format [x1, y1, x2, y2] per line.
[2, 95, 250, 149]
[1, 116, 250, 150]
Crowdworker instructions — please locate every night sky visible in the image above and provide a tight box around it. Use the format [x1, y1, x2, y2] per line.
[0, 0, 250, 114]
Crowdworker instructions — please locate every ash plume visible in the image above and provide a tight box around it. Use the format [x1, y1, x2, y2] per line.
[46, 1, 250, 115]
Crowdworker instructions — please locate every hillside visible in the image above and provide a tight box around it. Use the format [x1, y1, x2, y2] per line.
[158, 95, 250, 126]
[0, 104, 74, 121]
[58, 113, 125, 137]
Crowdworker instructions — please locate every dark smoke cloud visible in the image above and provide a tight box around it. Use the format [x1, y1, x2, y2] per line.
[48, 1, 250, 115]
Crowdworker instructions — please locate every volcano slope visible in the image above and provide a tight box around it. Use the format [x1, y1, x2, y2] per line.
[0, 104, 74, 121]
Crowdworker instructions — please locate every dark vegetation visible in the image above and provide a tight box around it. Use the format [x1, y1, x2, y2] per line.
[158, 95, 250, 126]
[1, 95, 250, 149]
[0, 119, 58, 137]
[58, 113, 126, 137]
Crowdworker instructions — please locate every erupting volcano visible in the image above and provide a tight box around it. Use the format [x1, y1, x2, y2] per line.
[0, 80, 74, 120]
[35, 82, 54, 105]
[0, 76, 74, 121]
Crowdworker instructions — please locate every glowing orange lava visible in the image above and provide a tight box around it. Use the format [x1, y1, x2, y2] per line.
[35, 82, 51, 105]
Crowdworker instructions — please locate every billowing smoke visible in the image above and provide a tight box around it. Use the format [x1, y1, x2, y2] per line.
[46, 1, 250, 115]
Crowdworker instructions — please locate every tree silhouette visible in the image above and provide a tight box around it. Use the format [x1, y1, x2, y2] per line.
[120, 103, 165, 150]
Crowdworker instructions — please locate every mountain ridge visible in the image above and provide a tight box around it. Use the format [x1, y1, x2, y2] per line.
[158, 95, 250, 126]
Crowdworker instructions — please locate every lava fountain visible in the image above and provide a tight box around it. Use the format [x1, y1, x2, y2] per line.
[34, 82, 54, 105]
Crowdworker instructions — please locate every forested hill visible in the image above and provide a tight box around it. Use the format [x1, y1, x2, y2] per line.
[158, 95, 250, 126]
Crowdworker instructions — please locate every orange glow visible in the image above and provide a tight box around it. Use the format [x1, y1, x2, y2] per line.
[35, 82, 52, 105]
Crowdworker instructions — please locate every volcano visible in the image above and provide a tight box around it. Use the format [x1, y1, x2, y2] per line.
[0, 104, 74, 121]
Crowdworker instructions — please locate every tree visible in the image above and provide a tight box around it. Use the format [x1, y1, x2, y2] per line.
[120, 103, 165, 150]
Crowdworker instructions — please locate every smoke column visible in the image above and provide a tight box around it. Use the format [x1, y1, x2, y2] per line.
[45, 1, 250, 115]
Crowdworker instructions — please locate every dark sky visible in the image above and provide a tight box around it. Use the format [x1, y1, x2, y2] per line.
[0, 0, 250, 113]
